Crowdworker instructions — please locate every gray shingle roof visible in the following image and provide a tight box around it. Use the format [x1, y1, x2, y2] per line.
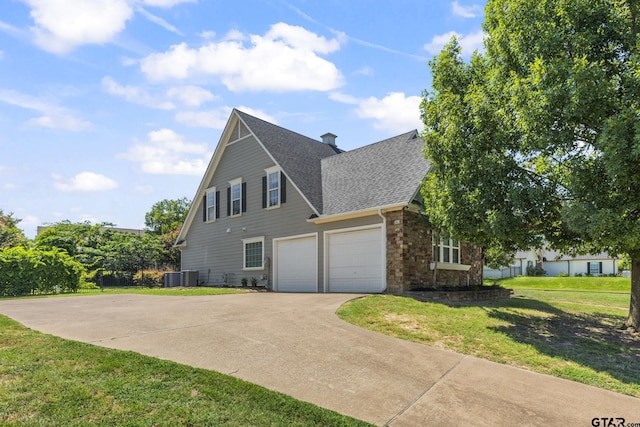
[235, 110, 429, 216]
[321, 131, 430, 215]
[235, 110, 340, 213]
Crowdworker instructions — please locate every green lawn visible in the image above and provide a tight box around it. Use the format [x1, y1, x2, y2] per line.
[11, 286, 251, 299]
[0, 314, 371, 426]
[338, 276, 639, 398]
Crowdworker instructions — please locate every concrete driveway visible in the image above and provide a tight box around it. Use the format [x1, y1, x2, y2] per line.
[0, 293, 638, 426]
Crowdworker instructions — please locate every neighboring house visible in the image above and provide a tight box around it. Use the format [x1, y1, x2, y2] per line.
[484, 248, 619, 278]
[175, 109, 483, 293]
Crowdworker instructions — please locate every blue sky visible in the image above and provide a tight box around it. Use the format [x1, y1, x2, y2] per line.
[0, 0, 485, 238]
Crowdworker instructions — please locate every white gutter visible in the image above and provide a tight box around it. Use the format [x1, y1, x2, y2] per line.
[308, 202, 406, 224]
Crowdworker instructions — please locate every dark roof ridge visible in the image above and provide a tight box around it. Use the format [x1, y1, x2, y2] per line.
[234, 109, 326, 147]
[335, 129, 418, 156]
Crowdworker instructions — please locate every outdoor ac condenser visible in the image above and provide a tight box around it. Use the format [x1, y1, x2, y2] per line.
[164, 272, 181, 288]
[181, 270, 199, 287]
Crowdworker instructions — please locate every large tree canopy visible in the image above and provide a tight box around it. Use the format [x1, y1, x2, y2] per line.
[144, 198, 190, 236]
[144, 198, 190, 270]
[421, 0, 640, 329]
[0, 210, 27, 248]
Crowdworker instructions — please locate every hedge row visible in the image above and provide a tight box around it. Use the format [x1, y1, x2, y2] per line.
[0, 247, 85, 296]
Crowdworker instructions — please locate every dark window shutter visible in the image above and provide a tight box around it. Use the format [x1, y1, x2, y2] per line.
[202, 196, 207, 222]
[242, 182, 247, 212]
[227, 187, 231, 216]
[599, 262, 603, 274]
[587, 262, 590, 274]
[215, 191, 220, 219]
[281, 172, 286, 204]
[262, 176, 267, 208]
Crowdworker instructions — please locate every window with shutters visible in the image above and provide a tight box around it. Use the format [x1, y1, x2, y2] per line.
[265, 166, 280, 208]
[263, 167, 286, 209]
[205, 187, 218, 222]
[588, 262, 602, 275]
[229, 178, 243, 217]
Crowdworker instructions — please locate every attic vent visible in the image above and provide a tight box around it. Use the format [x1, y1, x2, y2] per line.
[321, 132, 337, 147]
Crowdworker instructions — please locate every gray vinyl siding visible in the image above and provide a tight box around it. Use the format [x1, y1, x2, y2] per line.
[180, 135, 383, 291]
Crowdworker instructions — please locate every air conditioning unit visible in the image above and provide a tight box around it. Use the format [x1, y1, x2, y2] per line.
[164, 272, 181, 288]
[181, 270, 199, 287]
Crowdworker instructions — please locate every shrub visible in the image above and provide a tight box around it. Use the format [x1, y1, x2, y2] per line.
[133, 269, 166, 288]
[0, 247, 84, 296]
[526, 265, 546, 276]
[557, 272, 568, 277]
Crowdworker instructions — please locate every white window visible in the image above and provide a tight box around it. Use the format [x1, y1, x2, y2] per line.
[434, 235, 460, 264]
[266, 166, 280, 208]
[243, 237, 264, 270]
[589, 262, 601, 275]
[230, 178, 242, 217]
[206, 188, 216, 222]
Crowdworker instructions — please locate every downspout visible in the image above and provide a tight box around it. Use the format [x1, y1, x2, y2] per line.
[378, 209, 388, 293]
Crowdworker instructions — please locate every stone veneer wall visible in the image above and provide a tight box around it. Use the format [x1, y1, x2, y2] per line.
[385, 209, 483, 294]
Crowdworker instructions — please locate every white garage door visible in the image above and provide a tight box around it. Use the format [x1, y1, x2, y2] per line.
[327, 227, 384, 293]
[274, 235, 317, 292]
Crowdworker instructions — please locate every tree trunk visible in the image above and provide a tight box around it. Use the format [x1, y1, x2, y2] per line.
[431, 230, 440, 288]
[626, 257, 640, 331]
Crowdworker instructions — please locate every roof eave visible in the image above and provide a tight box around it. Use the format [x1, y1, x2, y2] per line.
[308, 203, 407, 224]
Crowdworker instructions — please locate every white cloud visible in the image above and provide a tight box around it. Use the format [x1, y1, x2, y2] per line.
[175, 109, 230, 129]
[235, 106, 277, 124]
[0, 88, 92, 131]
[329, 92, 359, 105]
[355, 92, 422, 133]
[166, 85, 217, 107]
[101, 76, 175, 110]
[28, 115, 92, 131]
[353, 66, 373, 76]
[142, 0, 195, 7]
[25, 0, 133, 54]
[119, 128, 210, 175]
[452, 1, 483, 18]
[423, 30, 485, 55]
[53, 171, 119, 192]
[136, 7, 183, 35]
[199, 30, 216, 40]
[139, 23, 344, 92]
[175, 106, 276, 129]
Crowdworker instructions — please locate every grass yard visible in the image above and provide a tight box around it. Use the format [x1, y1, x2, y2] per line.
[337, 276, 639, 398]
[15, 286, 251, 299]
[0, 314, 371, 426]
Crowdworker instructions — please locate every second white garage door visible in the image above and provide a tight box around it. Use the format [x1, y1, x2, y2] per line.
[274, 234, 317, 292]
[326, 226, 384, 293]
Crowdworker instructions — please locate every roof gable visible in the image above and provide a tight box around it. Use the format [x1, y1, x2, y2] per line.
[177, 110, 430, 244]
[320, 131, 430, 216]
[235, 110, 340, 213]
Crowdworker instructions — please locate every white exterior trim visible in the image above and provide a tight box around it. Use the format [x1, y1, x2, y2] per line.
[309, 203, 406, 225]
[430, 262, 472, 272]
[242, 236, 265, 271]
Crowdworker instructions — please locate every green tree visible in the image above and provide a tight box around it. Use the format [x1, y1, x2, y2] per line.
[421, 0, 640, 330]
[144, 198, 190, 236]
[144, 198, 190, 270]
[0, 210, 27, 248]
